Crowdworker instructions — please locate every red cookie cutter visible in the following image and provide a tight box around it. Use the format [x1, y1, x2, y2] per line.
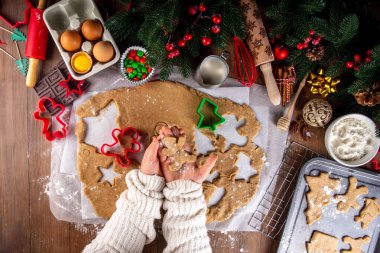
[101, 127, 141, 168]
[0, 0, 32, 28]
[59, 74, 86, 98]
[33, 97, 67, 141]
[370, 149, 380, 173]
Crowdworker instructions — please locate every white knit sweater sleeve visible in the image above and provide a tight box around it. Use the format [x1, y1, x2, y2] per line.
[162, 180, 212, 253]
[83, 169, 166, 253]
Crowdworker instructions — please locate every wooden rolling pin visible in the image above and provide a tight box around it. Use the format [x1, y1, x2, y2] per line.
[25, 0, 48, 88]
[239, 0, 281, 106]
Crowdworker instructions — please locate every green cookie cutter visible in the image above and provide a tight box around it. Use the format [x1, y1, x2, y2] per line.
[196, 98, 225, 131]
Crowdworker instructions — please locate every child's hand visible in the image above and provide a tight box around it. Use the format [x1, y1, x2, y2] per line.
[140, 136, 162, 176]
[158, 126, 218, 183]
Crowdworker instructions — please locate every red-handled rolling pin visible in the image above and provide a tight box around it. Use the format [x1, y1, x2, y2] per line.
[25, 0, 48, 88]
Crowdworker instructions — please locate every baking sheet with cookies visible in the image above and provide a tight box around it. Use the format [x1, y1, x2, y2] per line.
[278, 158, 380, 253]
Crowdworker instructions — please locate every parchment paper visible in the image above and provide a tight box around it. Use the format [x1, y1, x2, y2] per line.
[49, 66, 288, 231]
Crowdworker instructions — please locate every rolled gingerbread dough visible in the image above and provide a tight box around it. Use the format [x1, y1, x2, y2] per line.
[75, 81, 264, 222]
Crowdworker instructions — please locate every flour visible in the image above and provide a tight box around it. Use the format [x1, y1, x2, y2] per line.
[330, 118, 374, 161]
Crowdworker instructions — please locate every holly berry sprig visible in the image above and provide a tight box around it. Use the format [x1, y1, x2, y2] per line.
[165, 2, 222, 59]
[345, 50, 372, 71]
[296, 30, 322, 50]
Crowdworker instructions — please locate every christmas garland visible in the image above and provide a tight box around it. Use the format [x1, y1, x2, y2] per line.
[264, 0, 380, 123]
[105, 0, 246, 80]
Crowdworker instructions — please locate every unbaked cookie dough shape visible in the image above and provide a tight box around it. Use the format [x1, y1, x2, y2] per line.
[304, 172, 341, 225]
[341, 235, 370, 253]
[306, 231, 339, 253]
[75, 81, 264, 221]
[334, 177, 368, 213]
[354, 197, 380, 229]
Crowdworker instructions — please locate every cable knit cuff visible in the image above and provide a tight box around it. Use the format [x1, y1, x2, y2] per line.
[164, 179, 203, 202]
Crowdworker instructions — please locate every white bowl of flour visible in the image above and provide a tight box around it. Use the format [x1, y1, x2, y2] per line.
[325, 114, 379, 167]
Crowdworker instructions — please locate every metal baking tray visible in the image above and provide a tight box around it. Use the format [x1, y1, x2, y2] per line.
[277, 158, 380, 253]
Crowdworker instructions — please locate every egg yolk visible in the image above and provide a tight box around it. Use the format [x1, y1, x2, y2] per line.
[73, 53, 92, 73]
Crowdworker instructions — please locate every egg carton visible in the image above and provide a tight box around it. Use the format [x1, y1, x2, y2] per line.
[43, 0, 120, 80]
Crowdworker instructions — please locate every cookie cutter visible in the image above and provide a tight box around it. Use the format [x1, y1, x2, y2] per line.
[33, 97, 67, 141]
[0, 0, 32, 28]
[370, 149, 380, 172]
[100, 127, 141, 168]
[59, 73, 86, 98]
[196, 98, 225, 131]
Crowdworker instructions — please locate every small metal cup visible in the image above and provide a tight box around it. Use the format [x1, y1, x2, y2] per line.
[196, 51, 230, 89]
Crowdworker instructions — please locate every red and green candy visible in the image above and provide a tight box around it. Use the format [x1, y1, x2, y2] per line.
[123, 50, 152, 81]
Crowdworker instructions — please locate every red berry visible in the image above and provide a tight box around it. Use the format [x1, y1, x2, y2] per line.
[354, 54, 361, 62]
[309, 29, 315, 35]
[188, 5, 198, 15]
[346, 61, 354, 69]
[142, 74, 147, 79]
[135, 56, 140, 61]
[270, 38, 275, 44]
[366, 49, 372, 56]
[147, 67, 152, 72]
[211, 25, 221, 34]
[177, 39, 186, 47]
[126, 67, 133, 73]
[211, 14, 222, 25]
[296, 43, 304, 50]
[199, 3, 206, 12]
[173, 49, 180, 57]
[354, 65, 360, 71]
[365, 56, 372, 63]
[184, 33, 193, 41]
[141, 58, 146, 64]
[304, 37, 312, 43]
[312, 39, 320, 45]
[302, 42, 309, 49]
[165, 43, 175, 51]
[201, 36, 212, 46]
[167, 52, 175, 59]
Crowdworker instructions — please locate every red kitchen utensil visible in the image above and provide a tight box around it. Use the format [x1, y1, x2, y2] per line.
[0, 0, 32, 28]
[101, 127, 142, 168]
[25, 0, 48, 88]
[33, 97, 67, 141]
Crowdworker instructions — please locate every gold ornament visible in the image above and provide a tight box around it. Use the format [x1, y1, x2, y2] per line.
[307, 68, 341, 97]
[302, 99, 333, 127]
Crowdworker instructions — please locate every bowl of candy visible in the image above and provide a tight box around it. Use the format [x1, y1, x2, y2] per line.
[120, 46, 154, 85]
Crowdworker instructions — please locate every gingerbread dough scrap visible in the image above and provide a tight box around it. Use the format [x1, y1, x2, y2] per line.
[334, 177, 368, 213]
[354, 197, 380, 229]
[304, 172, 340, 225]
[75, 81, 264, 222]
[341, 235, 370, 253]
[162, 136, 197, 171]
[306, 231, 338, 253]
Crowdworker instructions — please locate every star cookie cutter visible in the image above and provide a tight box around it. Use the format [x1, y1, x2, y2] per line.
[100, 127, 142, 168]
[0, 0, 32, 28]
[33, 97, 67, 141]
[59, 74, 86, 98]
[197, 98, 225, 131]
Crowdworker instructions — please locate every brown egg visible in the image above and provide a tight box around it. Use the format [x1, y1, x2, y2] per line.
[60, 30, 82, 52]
[93, 41, 115, 63]
[82, 19, 103, 41]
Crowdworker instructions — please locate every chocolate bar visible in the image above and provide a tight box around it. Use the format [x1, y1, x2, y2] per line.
[34, 61, 90, 115]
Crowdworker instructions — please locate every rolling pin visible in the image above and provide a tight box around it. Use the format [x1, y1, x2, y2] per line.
[25, 0, 48, 88]
[239, 0, 281, 106]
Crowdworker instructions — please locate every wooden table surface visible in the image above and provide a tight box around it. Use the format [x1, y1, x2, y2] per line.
[0, 0, 351, 252]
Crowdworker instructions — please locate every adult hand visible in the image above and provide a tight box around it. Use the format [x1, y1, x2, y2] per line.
[140, 136, 163, 176]
[158, 126, 218, 183]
